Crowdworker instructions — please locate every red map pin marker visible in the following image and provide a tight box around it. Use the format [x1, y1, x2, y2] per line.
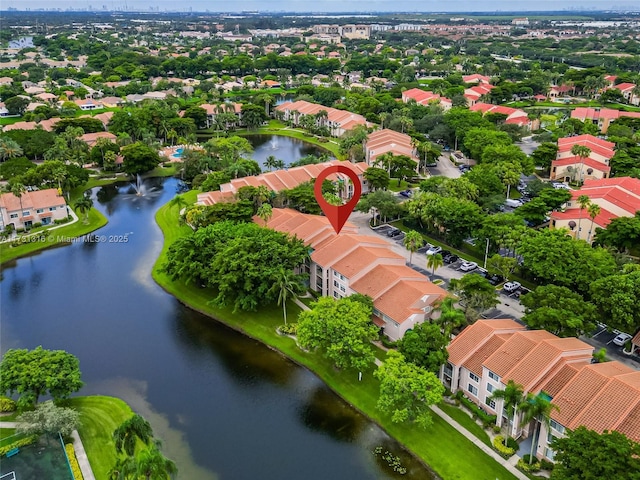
[314, 164, 362, 235]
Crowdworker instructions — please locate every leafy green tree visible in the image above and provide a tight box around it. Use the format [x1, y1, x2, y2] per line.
[520, 285, 597, 337]
[113, 414, 154, 456]
[570, 145, 591, 184]
[0, 156, 35, 180]
[403, 230, 423, 265]
[448, 274, 499, 322]
[363, 167, 390, 191]
[267, 266, 305, 325]
[590, 268, 640, 334]
[356, 190, 402, 225]
[74, 193, 94, 224]
[121, 142, 161, 175]
[550, 427, 640, 480]
[374, 350, 445, 428]
[463, 128, 512, 160]
[297, 297, 378, 371]
[517, 229, 617, 295]
[135, 443, 178, 480]
[594, 212, 640, 252]
[182, 106, 208, 129]
[199, 171, 231, 192]
[490, 380, 524, 437]
[163, 221, 308, 312]
[397, 322, 449, 374]
[433, 297, 467, 334]
[4, 95, 29, 115]
[17, 401, 79, 438]
[241, 103, 267, 130]
[486, 254, 518, 282]
[0, 346, 83, 408]
[3, 128, 55, 160]
[520, 393, 559, 464]
[531, 142, 558, 171]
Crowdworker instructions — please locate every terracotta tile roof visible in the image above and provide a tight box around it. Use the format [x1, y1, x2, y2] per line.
[550, 206, 616, 229]
[483, 330, 557, 378]
[350, 264, 424, 299]
[558, 134, 615, 158]
[463, 335, 507, 377]
[374, 279, 447, 324]
[0, 188, 67, 212]
[447, 319, 526, 367]
[311, 234, 386, 267]
[533, 362, 585, 398]
[552, 156, 611, 173]
[569, 181, 640, 214]
[331, 246, 404, 278]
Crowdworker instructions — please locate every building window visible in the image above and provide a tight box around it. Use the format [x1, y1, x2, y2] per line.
[487, 383, 494, 393]
[469, 372, 480, 382]
[485, 397, 496, 409]
[467, 384, 478, 396]
[339, 285, 346, 293]
[37, 208, 44, 213]
[545, 447, 555, 461]
[550, 420, 565, 434]
[334, 280, 339, 288]
[22, 211, 30, 216]
[10, 213, 18, 219]
[488, 371, 500, 382]
[49, 206, 56, 211]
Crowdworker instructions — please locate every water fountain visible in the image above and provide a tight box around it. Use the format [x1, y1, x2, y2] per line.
[131, 174, 146, 196]
[270, 137, 279, 150]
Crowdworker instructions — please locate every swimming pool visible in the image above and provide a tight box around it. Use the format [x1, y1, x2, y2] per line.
[172, 147, 184, 158]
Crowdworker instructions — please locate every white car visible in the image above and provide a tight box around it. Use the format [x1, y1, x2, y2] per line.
[459, 261, 478, 272]
[426, 245, 442, 256]
[612, 333, 632, 347]
[503, 281, 522, 293]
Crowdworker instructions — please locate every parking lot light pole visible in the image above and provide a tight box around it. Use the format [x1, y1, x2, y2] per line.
[483, 238, 490, 269]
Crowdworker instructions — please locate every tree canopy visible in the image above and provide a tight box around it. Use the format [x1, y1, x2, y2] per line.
[397, 322, 449, 374]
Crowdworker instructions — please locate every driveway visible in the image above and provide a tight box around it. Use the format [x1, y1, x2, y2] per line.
[349, 212, 526, 321]
[427, 154, 461, 179]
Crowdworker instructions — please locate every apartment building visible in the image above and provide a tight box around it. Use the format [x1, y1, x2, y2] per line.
[442, 319, 640, 461]
[570, 107, 640, 133]
[401, 88, 452, 111]
[551, 134, 615, 182]
[311, 24, 371, 40]
[550, 177, 640, 242]
[364, 129, 419, 168]
[259, 208, 448, 340]
[470, 103, 534, 130]
[0, 188, 68, 230]
[275, 100, 368, 137]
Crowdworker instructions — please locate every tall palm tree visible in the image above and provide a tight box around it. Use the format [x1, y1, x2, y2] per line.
[256, 203, 273, 226]
[433, 297, 466, 335]
[403, 230, 423, 265]
[570, 145, 591, 184]
[135, 443, 178, 480]
[501, 167, 521, 199]
[576, 194, 591, 240]
[113, 414, 154, 456]
[426, 253, 444, 278]
[490, 380, 525, 437]
[519, 393, 559, 464]
[74, 193, 94, 224]
[11, 182, 26, 229]
[587, 202, 601, 243]
[268, 266, 305, 325]
[264, 155, 277, 172]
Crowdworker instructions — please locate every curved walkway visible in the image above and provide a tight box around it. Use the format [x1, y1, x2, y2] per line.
[0, 421, 95, 480]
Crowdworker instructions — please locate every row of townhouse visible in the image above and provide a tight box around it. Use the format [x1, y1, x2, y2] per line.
[0, 188, 69, 231]
[196, 103, 243, 129]
[275, 100, 369, 137]
[441, 319, 640, 462]
[550, 134, 615, 183]
[464, 83, 495, 106]
[570, 106, 640, 133]
[196, 160, 369, 206]
[550, 176, 640, 243]
[469, 103, 535, 130]
[603, 77, 640, 106]
[401, 88, 452, 111]
[259, 208, 448, 340]
[364, 129, 420, 169]
[311, 24, 371, 40]
[1, 111, 113, 133]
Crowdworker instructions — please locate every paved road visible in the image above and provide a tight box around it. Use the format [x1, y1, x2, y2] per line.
[348, 212, 526, 321]
[427, 153, 462, 179]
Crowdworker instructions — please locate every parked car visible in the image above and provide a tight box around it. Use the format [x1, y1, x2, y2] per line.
[488, 274, 504, 286]
[440, 250, 451, 258]
[503, 281, 522, 293]
[459, 261, 478, 272]
[387, 228, 400, 237]
[505, 199, 523, 208]
[399, 190, 412, 198]
[443, 254, 459, 264]
[612, 333, 632, 347]
[426, 245, 442, 256]
[426, 162, 438, 167]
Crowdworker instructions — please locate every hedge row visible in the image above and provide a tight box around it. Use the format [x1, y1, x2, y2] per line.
[455, 391, 498, 427]
[0, 435, 38, 456]
[65, 443, 84, 480]
[493, 436, 516, 458]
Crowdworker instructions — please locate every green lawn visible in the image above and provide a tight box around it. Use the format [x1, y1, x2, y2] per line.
[438, 403, 492, 447]
[66, 396, 135, 480]
[151, 196, 519, 480]
[0, 427, 24, 449]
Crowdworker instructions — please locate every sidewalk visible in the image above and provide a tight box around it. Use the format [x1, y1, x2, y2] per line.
[0, 421, 95, 480]
[430, 406, 529, 480]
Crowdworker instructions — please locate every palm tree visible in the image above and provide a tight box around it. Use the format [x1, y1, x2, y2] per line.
[0, 138, 23, 161]
[113, 414, 154, 456]
[256, 203, 273, 226]
[576, 194, 591, 240]
[135, 443, 178, 480]
[264, 155, 277, 172]
[490, 380, 525, 437]
[501, 167, 521, 199]
[403, 230, 423, 265]
[519, 393, 559, 464]
[587, 202, 601, 243]
[10, 182, 26, 229]
[570, 145, 591, 184]
[268, 267, 305, 325]
[426, 253, 444, 278]
[433, 297, 466, 335]
[74, 193, 94, 224]
[379, 112, 389, 129]
[108, 455, 137, 480]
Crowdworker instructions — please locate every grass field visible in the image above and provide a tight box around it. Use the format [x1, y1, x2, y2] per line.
[151, 195, 519, 480]
[66, 396, 135, 480]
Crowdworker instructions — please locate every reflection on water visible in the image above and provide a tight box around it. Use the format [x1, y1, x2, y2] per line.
[246, 134, 332, 169]
[0, 176, 437, 480]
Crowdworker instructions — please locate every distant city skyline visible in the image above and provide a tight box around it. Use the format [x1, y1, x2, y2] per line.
[1, 0, 637, 12]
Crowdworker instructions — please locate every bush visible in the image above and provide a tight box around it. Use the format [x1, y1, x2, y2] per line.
[380, 336, 397, 349]
[540, 459, 554, 471]
[65, 443, 84, 480]
[493, 435, 516, 457]
[33, 222, 42, 228]
[505, 436, 519, 451]
[517, 458, 541, 473]
[0, 396, 16, 412]
[492, 425, 502, 433]
[456, 392, 498, 427]
[278, 323, 297, 335]
[0, 435, 38, 455]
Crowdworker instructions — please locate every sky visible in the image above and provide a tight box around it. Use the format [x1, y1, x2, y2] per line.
[2, 0, 632, 12]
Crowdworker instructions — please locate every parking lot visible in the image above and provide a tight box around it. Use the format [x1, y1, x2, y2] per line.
[590, 323, 640, 365]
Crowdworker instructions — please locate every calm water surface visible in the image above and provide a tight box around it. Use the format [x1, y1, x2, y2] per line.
[247, 134, 332, 169]
[1, 175, 435, 480]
